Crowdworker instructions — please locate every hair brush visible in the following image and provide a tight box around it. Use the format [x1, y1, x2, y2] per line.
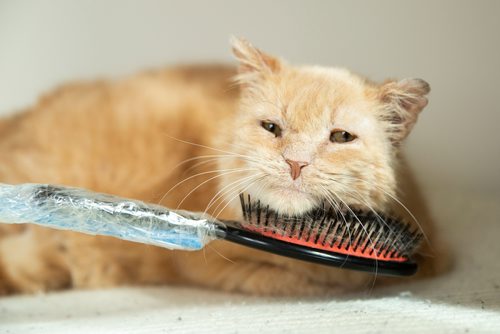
[0, 183, 421, 276]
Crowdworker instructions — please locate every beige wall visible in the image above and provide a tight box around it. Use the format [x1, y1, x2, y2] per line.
[1, 0, 499, 194]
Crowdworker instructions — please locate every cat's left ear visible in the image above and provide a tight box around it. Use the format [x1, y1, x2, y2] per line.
[378, 78, 430, 144]
[230, 36, 282, 76]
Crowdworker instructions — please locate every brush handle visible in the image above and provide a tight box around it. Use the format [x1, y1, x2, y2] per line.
[0, 183, 219, 250]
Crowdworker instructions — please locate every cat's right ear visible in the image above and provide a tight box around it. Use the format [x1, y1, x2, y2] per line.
[230, 36, 282, 77]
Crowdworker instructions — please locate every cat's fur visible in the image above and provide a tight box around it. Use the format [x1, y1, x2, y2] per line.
[0, 38, 443, 296]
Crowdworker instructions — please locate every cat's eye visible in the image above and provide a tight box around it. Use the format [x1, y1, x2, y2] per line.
[261, 121, 282, 137]
[330, 130, 357, 143]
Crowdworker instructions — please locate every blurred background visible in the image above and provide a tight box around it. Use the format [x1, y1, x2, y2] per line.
[1, 0, 499, 196]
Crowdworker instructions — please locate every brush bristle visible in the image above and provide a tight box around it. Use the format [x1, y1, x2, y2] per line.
[238, 194, 422, 262]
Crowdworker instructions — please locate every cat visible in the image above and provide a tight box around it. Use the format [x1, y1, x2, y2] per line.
[0, 37, 444, 296]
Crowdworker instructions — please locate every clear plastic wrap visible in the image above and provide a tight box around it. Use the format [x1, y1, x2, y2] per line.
[0, 183, 220, 250]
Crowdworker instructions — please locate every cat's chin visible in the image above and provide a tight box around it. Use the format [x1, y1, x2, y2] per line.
[244, 188, 319, 216]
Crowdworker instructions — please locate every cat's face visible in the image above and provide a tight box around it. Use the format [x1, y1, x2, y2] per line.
[219, 38, 429, 216]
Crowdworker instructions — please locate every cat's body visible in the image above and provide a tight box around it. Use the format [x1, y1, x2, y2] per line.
[0, 40, 442, 296]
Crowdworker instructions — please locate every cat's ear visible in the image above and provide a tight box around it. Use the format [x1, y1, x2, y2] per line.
[378, 78, 430, 144]
[230, 36, 282, 76]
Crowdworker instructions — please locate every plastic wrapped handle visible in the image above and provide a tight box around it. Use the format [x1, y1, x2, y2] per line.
[0, 183, 221, 250]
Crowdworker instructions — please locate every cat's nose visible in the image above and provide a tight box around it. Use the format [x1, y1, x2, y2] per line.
[285, 159, 309, 180]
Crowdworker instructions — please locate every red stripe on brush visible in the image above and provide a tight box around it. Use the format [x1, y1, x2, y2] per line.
[243, 225, 408, 262]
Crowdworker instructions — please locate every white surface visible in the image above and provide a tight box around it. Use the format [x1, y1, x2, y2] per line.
[1, 1, 500, 194]
[1, 188, 499, 334]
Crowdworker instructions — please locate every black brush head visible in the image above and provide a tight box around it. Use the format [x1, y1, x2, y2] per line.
[220, 194, 422, 276]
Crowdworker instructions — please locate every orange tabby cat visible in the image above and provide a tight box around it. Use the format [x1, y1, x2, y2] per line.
[0, 38, 442, 296]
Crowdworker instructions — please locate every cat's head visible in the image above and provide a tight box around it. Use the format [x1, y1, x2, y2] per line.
[219, 37, 429, 216]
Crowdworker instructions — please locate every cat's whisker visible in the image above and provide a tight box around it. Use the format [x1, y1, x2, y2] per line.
[204, 173, 264, 215]
[181, 153, 265, 180]
[213, 175, 266, 219]
[159, 167, 256, 206]
[349, 191, 398, 247]
[327, 172, 430, 248]
[205, 244, 236, 264]
[375, 188, 430, 246]
[323, 187, 380, 289]
[318, 186, 352, 243]
[325, 179, 396, 240]
[172, 154, 248, 175]
[175, 168, 258, 209]
[318, 187, 344, 224]
[161, 133, 257, 161]
[205, 173, 263, 211]
[318, 186, 373, 279]
[340, 186, 417, 282]
[212, 174, 266, 218]
[182, 158, 220, 177]
[319, 186, 378, 270]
